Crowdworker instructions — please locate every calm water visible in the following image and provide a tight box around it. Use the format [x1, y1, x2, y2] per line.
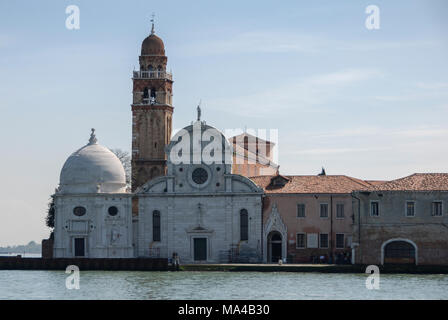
[0, 270, 447, 300]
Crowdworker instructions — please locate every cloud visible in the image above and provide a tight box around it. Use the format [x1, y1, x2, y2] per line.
[416, 82, 448, 90]
[307, 125, 448, 139]
[290, 147, 386, 155]
[180, 31, 325, 56]
[178, 30, 438, 57]
[207, 68, 383, 117]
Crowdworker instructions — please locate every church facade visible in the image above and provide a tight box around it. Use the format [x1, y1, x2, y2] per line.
[135, 121, 264, 263]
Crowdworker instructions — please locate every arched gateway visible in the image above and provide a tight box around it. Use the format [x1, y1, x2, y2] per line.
[381, 239, 417, 265]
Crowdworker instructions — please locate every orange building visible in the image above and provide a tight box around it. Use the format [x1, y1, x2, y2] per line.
[251, 174, 378, 263]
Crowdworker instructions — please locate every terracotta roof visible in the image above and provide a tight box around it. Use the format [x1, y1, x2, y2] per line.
[361, 173, 448, 191]
[250, 175, 373, 194]
[364, 180, 388, 186]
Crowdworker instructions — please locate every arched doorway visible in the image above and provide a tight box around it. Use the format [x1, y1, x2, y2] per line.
[268, 231, 282, 263]
[382, 239, 417, 265]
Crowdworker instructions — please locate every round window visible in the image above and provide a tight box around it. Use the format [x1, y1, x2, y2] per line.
[192, 167, 208, 184]
[73, 206, 86, 216]
[108, 206, 118, 216]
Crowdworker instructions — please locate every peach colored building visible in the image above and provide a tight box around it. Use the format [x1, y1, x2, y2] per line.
[229, 133, 278, 177]
[251, 174, 375, 263]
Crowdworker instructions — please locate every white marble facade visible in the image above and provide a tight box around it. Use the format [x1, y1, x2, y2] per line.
[53, 130, 133, 258]
[54, 121, 264, 262]
[135, 120, 264, 263]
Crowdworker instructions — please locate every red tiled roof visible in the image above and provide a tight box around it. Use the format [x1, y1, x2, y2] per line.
[361, 173, 448, 191]
[364, 180, 387, 186]
[250, 175, 373, 194]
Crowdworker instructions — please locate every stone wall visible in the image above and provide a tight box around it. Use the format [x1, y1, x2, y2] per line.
[353, 191, 448, 265]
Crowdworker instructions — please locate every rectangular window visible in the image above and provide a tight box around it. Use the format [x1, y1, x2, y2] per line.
[307, 233, 318, 248]
[153, 211, 161, 242]
[297, 204, 306, 218]
[336, 234, 345, 249]
[432, 201, 443, 216]
[240, 209, 249, 241]
[370, 201, 379, 217]
[336, 204, 345, 218]
[406, 201, 415, 217]
[320, 203, 328, 218]
[319, 233, 329, 248]
[296, 233, 306, 248]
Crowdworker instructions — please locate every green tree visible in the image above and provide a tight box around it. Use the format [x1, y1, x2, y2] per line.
[45, 195, 55, 229]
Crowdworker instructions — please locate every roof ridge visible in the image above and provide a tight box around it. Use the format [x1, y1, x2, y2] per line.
[343, 175, 373, 188]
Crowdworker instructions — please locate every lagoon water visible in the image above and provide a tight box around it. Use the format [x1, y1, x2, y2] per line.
[0, 270, 447, 299]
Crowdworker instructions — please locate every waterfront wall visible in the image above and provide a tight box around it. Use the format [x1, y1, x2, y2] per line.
[0, 257, 168, 271]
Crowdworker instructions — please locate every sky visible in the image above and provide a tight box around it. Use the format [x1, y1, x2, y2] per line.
[0, 0, 447, 245]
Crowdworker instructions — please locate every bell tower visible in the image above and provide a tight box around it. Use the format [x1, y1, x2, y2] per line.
[131, 19, 173, 191]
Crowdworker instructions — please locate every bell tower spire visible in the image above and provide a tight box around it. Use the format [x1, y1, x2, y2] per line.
[131, 22, 174, 191]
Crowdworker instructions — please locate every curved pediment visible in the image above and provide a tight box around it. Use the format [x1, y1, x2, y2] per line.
[231, 174, 264, 193]
[136, 176, 167, 194]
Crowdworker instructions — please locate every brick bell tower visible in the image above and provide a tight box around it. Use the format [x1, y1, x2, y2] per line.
[131, 20, 173, 191]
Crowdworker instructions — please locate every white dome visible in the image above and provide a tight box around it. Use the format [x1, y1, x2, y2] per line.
[59, 130, 127, 194]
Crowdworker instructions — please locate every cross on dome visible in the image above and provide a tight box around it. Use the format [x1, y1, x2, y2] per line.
[150, 12, 155, 35]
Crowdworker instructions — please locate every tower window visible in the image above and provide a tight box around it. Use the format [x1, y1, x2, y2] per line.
[150, 88, 156, 105]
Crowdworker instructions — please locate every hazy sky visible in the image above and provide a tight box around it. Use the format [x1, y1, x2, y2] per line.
[0, 0, 447, 245]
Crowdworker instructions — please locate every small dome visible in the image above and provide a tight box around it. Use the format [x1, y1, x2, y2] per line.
[141, 34, 165, 56]
[59, 130, 127, 194]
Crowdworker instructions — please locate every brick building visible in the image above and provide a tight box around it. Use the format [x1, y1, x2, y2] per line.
[230, 133, 278, 177]
[131, 23, 173, 192]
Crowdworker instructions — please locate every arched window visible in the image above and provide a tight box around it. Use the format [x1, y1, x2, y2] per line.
[150, 88, 156, 105]
[153, 210, 161, 242]
[143, 87, 149, 99]
[240, 209, 248, 241]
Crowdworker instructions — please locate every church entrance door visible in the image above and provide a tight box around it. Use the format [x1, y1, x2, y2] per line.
[194, 238, 207, 261]
[268, 231, 282, 263]
[74, 238, 85, 257]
